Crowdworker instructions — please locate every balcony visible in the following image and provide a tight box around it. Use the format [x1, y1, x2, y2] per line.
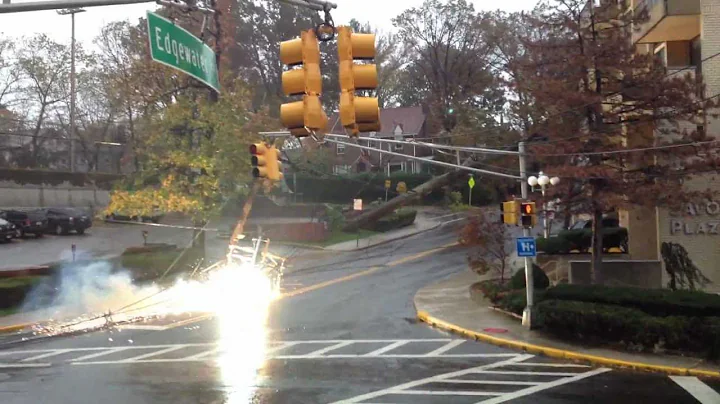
[632, 0, 700, 44]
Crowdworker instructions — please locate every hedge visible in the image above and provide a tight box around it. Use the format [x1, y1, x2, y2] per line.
[557, 227, 628, 252]
[535, 300, 720, 359]
[289, 173, 492, 204]
[510, 264, 550, 290]
[543, 284, 720, 318]
[536, 237, 573, 254]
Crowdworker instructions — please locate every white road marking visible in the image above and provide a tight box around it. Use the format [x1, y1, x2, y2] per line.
[21, 349, 72, 362]
[443, 380, 540, 386]
[475, 370, 580, 377]
[115, 325, 169, 331]
[305, 341, 355, 357]
[514, 362, 591, 368]
[363, 340, 410, 357]
[477, 368, 612, 404]
[180, 347, 220, 361]
[0, 363, 51, 368]
[69, 347, 132, 362]
[425, 339, 464, 356]
[329, 354, 534, 403]
[400, 390, 502, 396]
[267, 341, 299, 354]
[670, 376, 720, 404]
[119, 345, 187, 362]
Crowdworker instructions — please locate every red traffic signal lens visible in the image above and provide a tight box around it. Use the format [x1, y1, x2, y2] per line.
[249, 144, 258, 154]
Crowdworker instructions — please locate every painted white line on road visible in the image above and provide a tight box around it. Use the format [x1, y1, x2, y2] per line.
[670, 376, 720, 404]
[120, 345, 188, 362]
[396, 390, 501, 396]
[0, 363, 51, 368]
[425, 339, 464, 356]
[477, 368, 612, 404]
[116, 325, 169, 331]
[181, 347, 220, 361]
[475, 370, 580, 377]
[363, 341, 410, 357]
[329, 354, 534, 404]
[276, 353, 520, 359]
[305, 341, 355, 357]
[69, 347, 132, 362]
[267, 341, 300, 354]
[514, 362, 591, 368]
[442, 380, 540, 386]
[21, 349, 73, 362]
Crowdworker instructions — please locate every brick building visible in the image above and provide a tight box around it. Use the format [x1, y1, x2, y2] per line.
[620, 0, 720, 292]
[324, 106, 435, 175]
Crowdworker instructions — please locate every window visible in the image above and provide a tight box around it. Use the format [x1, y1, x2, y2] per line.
[388, 163, 403, 173]
[333, 165, 351, 174]
[654, 44, 667, 67]
[336, 143, 345, 155]
[394, 135, 404, 150]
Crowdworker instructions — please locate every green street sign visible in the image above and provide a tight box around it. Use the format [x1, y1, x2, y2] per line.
[468, 176, 476, 189]
[146, 11, 219, 92]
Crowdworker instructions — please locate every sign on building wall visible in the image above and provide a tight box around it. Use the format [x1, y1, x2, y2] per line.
[669, 200, 720, 235]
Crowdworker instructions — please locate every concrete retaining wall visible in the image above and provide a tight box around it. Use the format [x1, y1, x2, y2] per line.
[568, 260, 663, 288]
[0, 181, 110, 210]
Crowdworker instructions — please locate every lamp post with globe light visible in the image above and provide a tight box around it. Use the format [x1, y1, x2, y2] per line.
[527, 172, 561, 238]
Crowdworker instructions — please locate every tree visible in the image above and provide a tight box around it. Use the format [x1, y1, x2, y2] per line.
[661, 242, 711, 291]
[459, 210, 511, 282]
[518, 0, 720, 282]
[391, 0, 503, 133]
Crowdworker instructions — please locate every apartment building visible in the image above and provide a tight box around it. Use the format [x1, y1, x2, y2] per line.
[623, 0, 720, 292]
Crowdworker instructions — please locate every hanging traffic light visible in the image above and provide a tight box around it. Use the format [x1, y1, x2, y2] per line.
[337, 26, 380, 137]
[250, 143, 283, 181]
[280, 29, 328, 138]
[502, 200, 520, 226]
[520, 201, 537, 228]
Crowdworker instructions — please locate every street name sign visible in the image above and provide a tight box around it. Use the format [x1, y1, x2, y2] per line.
[146, 11, 220, 92]
[516, 237, 537, 257]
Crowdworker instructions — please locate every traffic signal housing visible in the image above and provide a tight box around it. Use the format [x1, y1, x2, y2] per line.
[280, 29, 328, 138]
[337, 26, 381, 137]
[520, 201, 537, 228]
[502, 200, 520, 225]
[250, 143, 283, 181]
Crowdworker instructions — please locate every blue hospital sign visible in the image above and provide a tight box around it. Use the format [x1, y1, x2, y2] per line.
[516, 237, 537, 257]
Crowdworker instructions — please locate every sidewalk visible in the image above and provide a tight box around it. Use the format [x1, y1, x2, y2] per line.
[414, 270, 720, 377]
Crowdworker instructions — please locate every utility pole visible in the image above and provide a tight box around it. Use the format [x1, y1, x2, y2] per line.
[58, 7, 84, 172]
[518, 141, 534, 329]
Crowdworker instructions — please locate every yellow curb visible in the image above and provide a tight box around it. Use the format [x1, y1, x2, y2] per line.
[0, 322, 35, 334]
[416, 310, 720, 379]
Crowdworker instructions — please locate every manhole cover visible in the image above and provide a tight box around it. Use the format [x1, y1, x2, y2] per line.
[483, 328, 508, 334]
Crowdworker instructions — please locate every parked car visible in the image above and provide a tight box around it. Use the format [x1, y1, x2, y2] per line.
[558, 217, 628, 253]
[0, 218, 16, 243]
[36, 208, 93, 235]
[0, 209, 47, 238]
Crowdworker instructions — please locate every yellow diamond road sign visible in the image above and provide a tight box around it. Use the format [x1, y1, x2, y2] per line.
[468, 177, 476, 189]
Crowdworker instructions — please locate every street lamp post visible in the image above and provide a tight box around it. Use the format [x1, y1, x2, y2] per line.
[58, 7, 85, 172]
[527, 171, 560, 239]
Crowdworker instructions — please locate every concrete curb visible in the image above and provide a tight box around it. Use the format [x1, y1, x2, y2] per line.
[416, 310, 720, 379]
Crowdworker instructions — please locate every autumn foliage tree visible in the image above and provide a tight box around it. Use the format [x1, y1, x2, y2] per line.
[514, 0, 720, 282]
[459, 210, 511, 282]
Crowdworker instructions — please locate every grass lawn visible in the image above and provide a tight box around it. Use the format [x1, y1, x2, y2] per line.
[120, 247, 205, 282]
[0, 276, 46, 289]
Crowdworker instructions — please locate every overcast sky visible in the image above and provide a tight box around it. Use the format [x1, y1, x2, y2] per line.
[0, 0, 538, 49]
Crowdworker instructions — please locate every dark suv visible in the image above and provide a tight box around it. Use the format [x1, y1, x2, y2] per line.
[36, 208, 93, 235]
[0, 210, 47, 238]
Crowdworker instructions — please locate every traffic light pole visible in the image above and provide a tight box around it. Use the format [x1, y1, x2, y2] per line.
[519, 141, 534, 329]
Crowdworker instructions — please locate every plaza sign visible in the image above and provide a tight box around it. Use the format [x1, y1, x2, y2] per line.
[670, 200, 720, 235]
[146, 11, 219, 92]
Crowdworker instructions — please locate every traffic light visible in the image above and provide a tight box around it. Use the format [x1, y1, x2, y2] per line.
[280, 29, 328, 138]
[250, 143, 283, 181]
[337, 26, 381, 137]
[502, 200, 520, 225]
[520, 202, 537, 228]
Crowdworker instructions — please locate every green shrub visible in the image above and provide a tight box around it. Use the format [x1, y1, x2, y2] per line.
[543, 284, 720, 318]
[557, 227, 628, 252]
[536, 237, 572, 254]
[510, 264, 550, 290]
[535, 299, 720, 359]
[498, 289, 547, 315]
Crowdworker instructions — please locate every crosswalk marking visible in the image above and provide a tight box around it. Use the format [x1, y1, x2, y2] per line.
[69, 347, 131, 362]
[120, 345, 187, 362]
[425, 339, 464, 356]
[305, 341, 354, 357]
[670, 376, 720, 404]
[21, 349, 72, 362]
[362, 341, 410, 357]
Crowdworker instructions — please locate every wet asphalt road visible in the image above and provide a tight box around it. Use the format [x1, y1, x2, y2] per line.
[0, 226, 719, 403]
